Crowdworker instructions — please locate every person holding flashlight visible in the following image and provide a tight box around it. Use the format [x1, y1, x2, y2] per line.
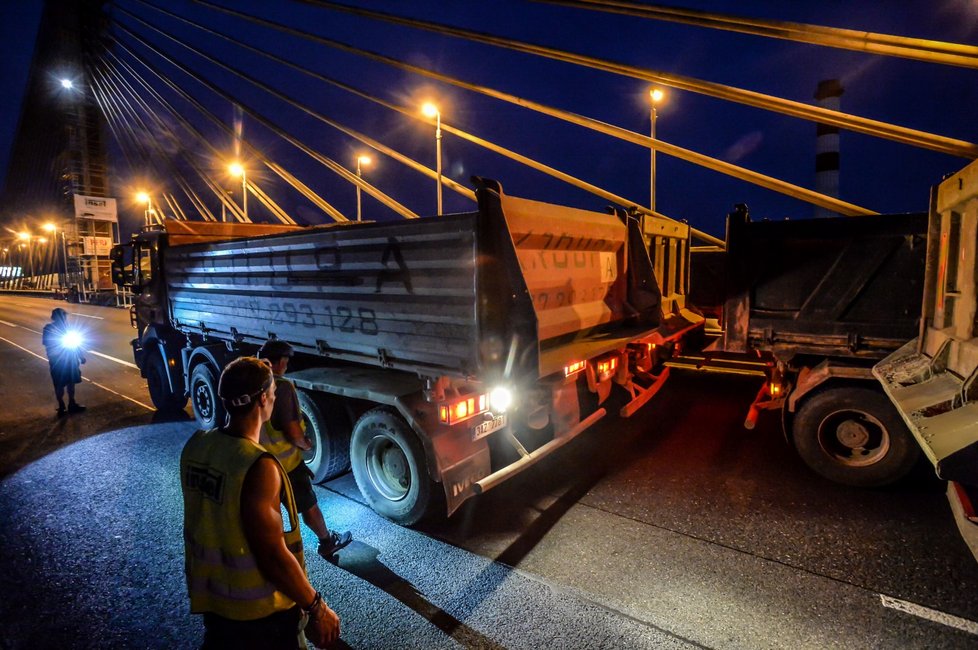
[41, 308, 86, 417]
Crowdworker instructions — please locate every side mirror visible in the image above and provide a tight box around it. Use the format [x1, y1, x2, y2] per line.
[110, 244, 135, 288]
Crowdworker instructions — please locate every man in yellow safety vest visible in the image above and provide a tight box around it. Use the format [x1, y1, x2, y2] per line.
[181, 357, 340, 649]
[258, 339, 352, 560]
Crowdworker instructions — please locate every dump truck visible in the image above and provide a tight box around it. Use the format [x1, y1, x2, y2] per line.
[681, 205, 929, 487]
[111, 179, 697, 524]
[874, 159, 978, 561]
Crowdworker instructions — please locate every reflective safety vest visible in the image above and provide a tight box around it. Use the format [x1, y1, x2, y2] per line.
[259, 377, 305, 473]
[181, 428, 305, 621]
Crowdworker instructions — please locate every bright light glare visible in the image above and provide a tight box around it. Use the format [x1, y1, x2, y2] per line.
[228, 162, 245, 177]
[136, 191, 150, 204]
[60, 79, 73, 89]
[357, 155, 372, 166]
[650, 88, 664, 103]
[61, 331, 83, 350]
[421, 102, 439, 118]
[489, 387, 513, 413]
[37, 237, 48, 244]
[17, 232, 29, 241]
[43, 222, 56, 232]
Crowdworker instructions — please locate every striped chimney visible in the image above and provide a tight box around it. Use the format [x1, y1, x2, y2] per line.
[814, 79, 844, 218]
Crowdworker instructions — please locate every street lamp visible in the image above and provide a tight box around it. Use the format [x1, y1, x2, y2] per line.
[356, 154, 371, 222]
[17, 232, 34, 279]
[649, 88, 665, 212]
[136, 191, 153, 226]
[421, 102, 443, 216]
[60, 78, 74, 90]
[43, 222, 68, 288]
[229, 162, 247, 221]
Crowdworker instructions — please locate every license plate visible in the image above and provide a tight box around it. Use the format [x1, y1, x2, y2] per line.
[472, 414, 507, 440]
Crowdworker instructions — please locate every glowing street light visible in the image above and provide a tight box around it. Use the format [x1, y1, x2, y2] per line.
[137, 191, 154, 226]
[649, 88, 665, 212]
[229, 162, 247, 221]
[60, 78, 74, 90]
[43, 222, 69, 288]
[421, 102, 443, 216]
[356, 154, 371, 222]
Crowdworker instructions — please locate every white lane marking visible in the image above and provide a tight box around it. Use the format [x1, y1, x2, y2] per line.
[87, 349, 139, 369]
[0, 335, 153, 412]
[880, 594, 978, 635]
[0, 319, 38, 334]
[0, 335, 47, 362]
[70, 312, 104, 320]
[82, 377, 153, 411]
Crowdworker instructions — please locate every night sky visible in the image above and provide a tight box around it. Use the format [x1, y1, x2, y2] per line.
[1, 0, 977, 239]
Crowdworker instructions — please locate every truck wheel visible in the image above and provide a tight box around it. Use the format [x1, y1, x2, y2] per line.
[146, 352, 187, 413]
[297, 390, 351, 483]
[350, 408, 435, 525]
[792, 387, 920, 487]
[190, 363, 226, 430]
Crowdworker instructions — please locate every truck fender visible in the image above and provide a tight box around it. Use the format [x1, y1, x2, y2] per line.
[183, 344, 237, 394]
[138, 324, 185, 394]
[787, 361, 876, 413]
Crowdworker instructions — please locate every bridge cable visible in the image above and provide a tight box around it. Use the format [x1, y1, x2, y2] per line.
[111, 40, 355, 224]
[114, 11, 418, 220]
[94, 62, 238, 222]
[190, 0, 877, 218]
[93, 59, 240, 222]
[533, 0, 978, 70]
[120, 2, 724, 243]
[131, 0, 476, 205]
[99, 56, 295, 224]
[300, 0, 977, 159]
[111, 26, 411, 221]
[106, 50, 326, 223]
[88, 63, 222, 222]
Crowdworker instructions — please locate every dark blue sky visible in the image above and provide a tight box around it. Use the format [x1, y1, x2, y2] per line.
[2, 1, 977, 238]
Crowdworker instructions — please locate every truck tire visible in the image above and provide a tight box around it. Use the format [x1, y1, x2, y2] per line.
[146, 352, 188, 413]
[296, 390, 351, 483]
[792, 386, 920, 487]
[350, 407, 435, 526]
[190, 362, 226, 430]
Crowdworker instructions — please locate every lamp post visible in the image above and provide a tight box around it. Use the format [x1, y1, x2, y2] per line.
[43, 222, 68, 289]
[137, 191, 153, 226]
[17, 232, 34, 280]
[421, 102, 442, 215]
[355, 155, 371, 222]
[229, 162, 247, 221]
[649, 88, 664, 212]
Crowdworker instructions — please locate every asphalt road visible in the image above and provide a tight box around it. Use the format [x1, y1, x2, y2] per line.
[1, 294, 977, 649]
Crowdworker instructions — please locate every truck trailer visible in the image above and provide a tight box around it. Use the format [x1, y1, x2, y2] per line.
[112, 179, 697, 524]
[682, 205, 929, 487]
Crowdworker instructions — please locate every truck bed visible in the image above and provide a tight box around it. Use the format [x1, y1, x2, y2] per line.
[704, 209, 928, 361]
[163, 182, 664, 380]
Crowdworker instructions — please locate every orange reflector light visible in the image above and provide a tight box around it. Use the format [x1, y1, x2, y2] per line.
[565, 360, 587, 377]
[438, 394, 489, 425]
[597, 357, 618, 378]
[769, 382, 782, 397]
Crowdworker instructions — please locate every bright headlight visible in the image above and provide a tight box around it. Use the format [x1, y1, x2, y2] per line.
[61, 331, 83, 350]
[489, 386, 513, 413]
